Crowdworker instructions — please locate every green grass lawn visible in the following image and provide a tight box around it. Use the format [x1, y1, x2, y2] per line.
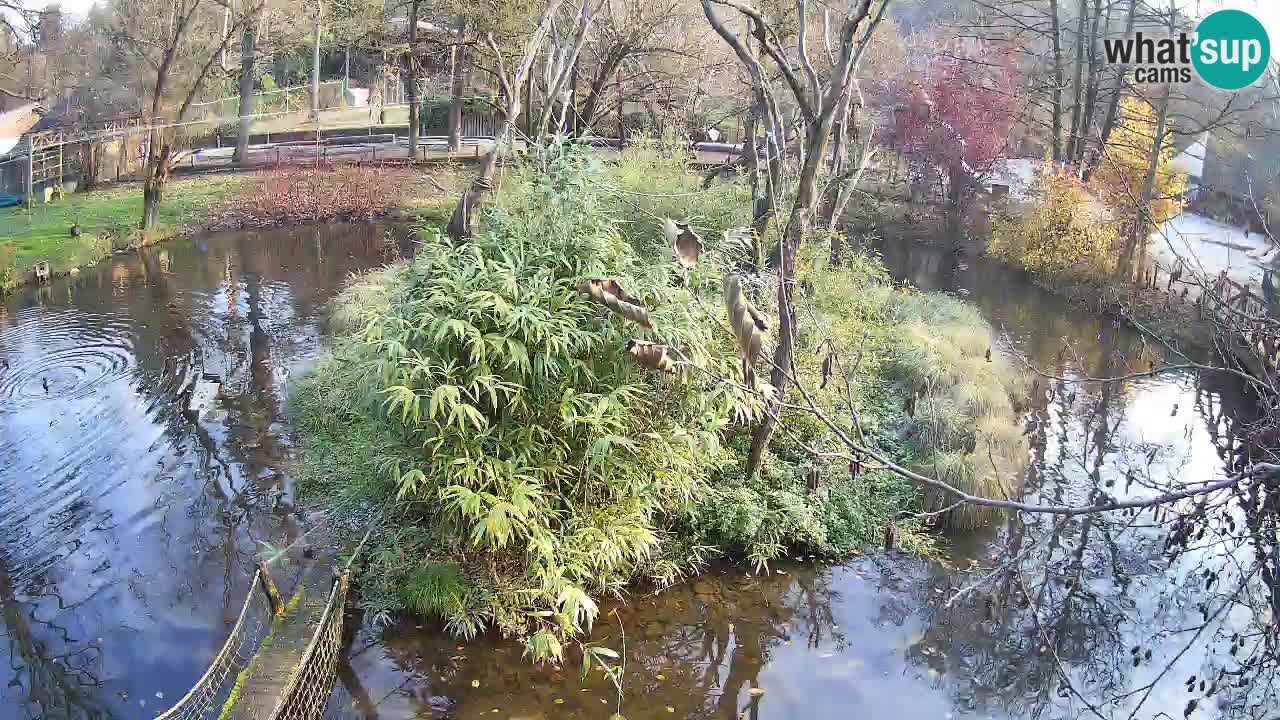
[0, 175, 246, 291]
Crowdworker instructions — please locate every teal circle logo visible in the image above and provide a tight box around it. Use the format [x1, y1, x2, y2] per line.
[1193, 9, 1271, 90]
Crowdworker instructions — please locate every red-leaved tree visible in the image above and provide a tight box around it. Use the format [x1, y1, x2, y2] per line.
[892, 54, 1020, 220]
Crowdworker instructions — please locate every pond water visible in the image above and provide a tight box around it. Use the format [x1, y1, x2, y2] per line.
[0, 228, 1271, 720]
[0, 224, 412, 718]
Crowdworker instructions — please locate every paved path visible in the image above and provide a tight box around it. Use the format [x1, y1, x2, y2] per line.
[1150, 212, 1275, 298]
[175, 138, 741, 173]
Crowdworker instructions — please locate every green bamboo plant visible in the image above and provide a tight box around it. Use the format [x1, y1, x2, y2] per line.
[337, 144, 757, 660]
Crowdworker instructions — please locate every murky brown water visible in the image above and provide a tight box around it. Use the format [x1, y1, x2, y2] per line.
[325, 243, 1271, 720]
[1, 231, 1272, 719]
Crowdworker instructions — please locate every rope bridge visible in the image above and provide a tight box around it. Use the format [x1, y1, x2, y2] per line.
[151, 565, 352, 720]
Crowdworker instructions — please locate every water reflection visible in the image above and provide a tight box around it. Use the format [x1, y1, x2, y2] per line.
[2, 226, 1273, 719]
[0, 224, 409, 718]
[327, 241, 1273, 720]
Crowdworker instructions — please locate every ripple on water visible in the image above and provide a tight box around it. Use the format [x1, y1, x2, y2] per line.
[0, 308, 136, 410]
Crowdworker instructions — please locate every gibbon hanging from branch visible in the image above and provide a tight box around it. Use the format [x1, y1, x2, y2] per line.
[724, 274, 768, 388]
[577, 279, 653, 329]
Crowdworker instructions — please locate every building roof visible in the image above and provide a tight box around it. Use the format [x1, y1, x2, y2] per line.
[0, 103, 43, 156]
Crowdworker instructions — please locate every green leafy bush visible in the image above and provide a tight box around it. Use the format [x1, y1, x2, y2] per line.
[608, 135, 753, 256]
[293, 141, 1028, 661]
[300, 143, 756, 659]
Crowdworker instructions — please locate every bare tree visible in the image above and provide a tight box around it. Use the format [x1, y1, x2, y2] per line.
[444, 0, 591, 242]
[701, 0, 886, 479]
[532, 0, 599, 141]
[406, 0, 421, 156]
[114, 0, 260, 230]
[447, 15, 468, 151]
[0, 0, 36, 104]
[575, 0, 688, 132]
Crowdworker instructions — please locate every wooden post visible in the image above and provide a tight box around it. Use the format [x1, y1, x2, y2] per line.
[258, 560, 285, 616]
[616, 71, 624, 146]
[26, 136, 34, 211]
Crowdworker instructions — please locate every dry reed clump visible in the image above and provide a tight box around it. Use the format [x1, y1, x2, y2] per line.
[207, 165, 418, 229]
[889, 292, 1031, 530]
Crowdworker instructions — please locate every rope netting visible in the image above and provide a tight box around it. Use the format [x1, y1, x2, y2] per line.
[269, 572, 350, 720]
[150, 568, 351, 720]
[154, 569, 271, 720]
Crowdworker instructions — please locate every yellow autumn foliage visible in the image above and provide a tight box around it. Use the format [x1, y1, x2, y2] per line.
[989, 168, 1122, 276]
[1095, 96, 1188, 227]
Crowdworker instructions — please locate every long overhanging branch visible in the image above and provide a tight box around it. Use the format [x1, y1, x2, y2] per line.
[789, 360, 1275, 517]
[687, 274, 1272, 519]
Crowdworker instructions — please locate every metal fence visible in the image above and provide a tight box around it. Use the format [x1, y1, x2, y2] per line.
[0, 89, 503, 202]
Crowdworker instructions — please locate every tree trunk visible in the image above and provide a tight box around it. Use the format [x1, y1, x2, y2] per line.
[1048, 0, 1064, 162]
[739, 102, 767, 267]
[447, 17, 467, 151]
[946, 161, 967, 244]
[141, 134, 175, 231]
[818, 88, 853, 228]
[1084, 0, 1136, 181]
[235, 20, 256, 166]
[566, 57, 578, 133]
[1123, 81, 1170, 277]
[535, 23, 593, 143]
[446, 127, 502, 242]
[616, 72, 626, 142]
[406, 0, 420, 159]
[744, 35, 775, 252]
[579, 54, 621, 132]
[142, 173, 164, 231]
[1065, 0, 1087, 162]
[79, 141, 97, 191]
[827, 89, 852, 176]
[1077, 0, 1103, 165]
[310, 1, 322, 119]
[745, 108, 842, 479]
